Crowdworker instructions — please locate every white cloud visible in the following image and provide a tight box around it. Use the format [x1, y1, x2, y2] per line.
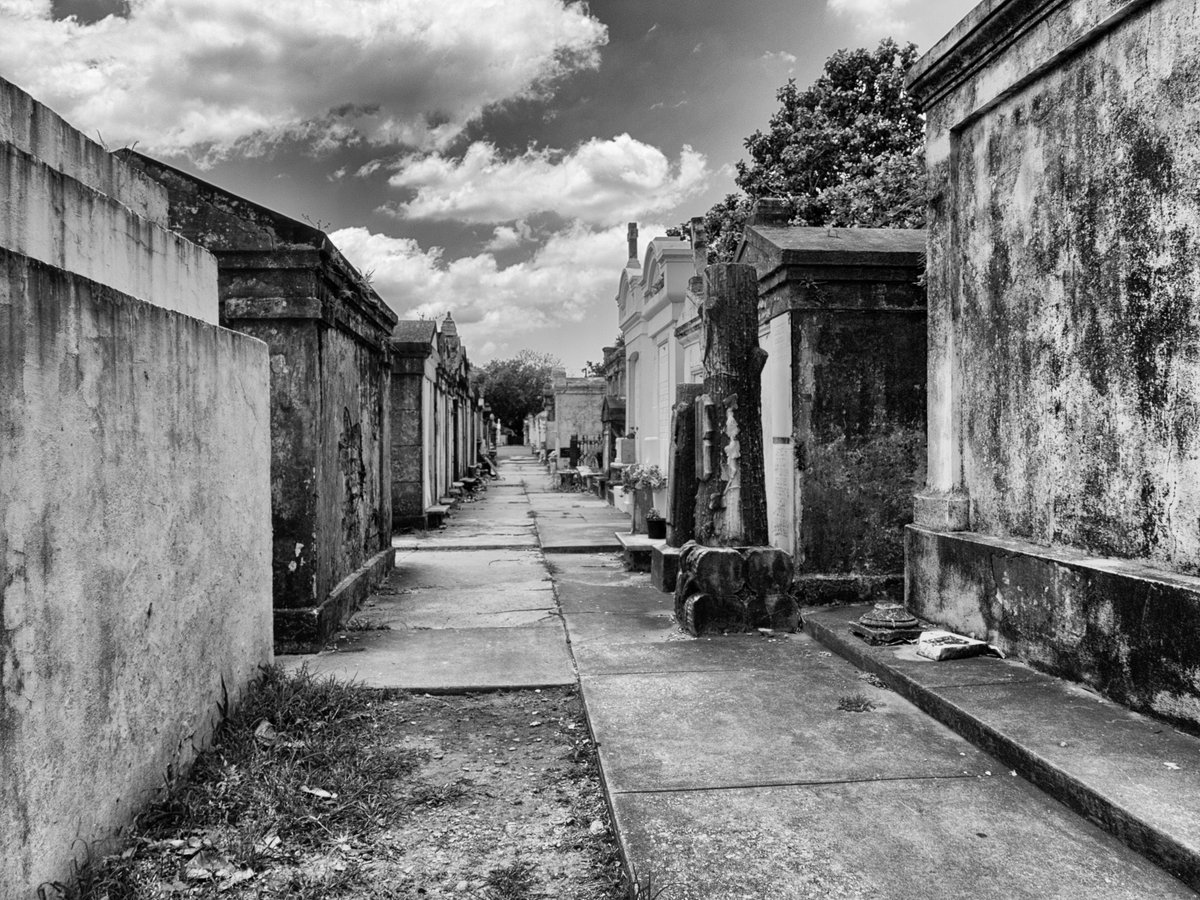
[827, 0, 914, 34]
[330, 221, 667, 359]
[484, 221, 535, 252]
[0, 0, 607, 164]
[386, 135, 709, 225]
[355, 158, 390, 178]
[762, 50, 798, 68]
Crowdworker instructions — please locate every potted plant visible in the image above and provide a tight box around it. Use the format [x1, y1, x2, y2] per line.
[645, 507, 667, 540]
[621, 464, 667, 534]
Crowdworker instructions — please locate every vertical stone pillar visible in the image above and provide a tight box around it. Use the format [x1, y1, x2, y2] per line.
[693, 263, 769, 547]
[667, 382, 705, 547]
[914, 128, 969, 532]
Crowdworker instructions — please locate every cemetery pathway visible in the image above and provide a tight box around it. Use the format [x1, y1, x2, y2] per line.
[291, 447, 1196, 899]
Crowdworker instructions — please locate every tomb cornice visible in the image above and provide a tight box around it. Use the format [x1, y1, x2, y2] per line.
[906, 0, 1154, 110]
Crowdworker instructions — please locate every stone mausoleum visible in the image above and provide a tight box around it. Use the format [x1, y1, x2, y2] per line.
[737, 201, 927, 604]
[122, 152, 398, 651]
[907, 0, 1200, 730]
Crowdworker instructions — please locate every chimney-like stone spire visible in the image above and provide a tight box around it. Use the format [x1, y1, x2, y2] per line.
[627, 222, 639, 262]
[441, 311, 457, 336]
[689, 216, 708, 275]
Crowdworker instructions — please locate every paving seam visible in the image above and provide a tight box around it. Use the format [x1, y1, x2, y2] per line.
[397, 682, 577, 695]
[394, 545, 539, 553]
[607, 771, 987, 796]
[805, 612, 1200, 892]
[579, 667, 793, 676]
[530, 479, 646, 889]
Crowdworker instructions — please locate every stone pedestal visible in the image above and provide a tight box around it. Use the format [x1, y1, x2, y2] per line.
[651, 544, 681, 592]
[630, 485, 653, 534]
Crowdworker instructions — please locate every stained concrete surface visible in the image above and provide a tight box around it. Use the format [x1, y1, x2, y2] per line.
[611, 778, 1193, 900]
[806, 603, 1200, 888]
[283, 627, 574, 691]
[281, 496, 572, 690]
[286, 449, 1197, 896]
[580, 659, 996, 793]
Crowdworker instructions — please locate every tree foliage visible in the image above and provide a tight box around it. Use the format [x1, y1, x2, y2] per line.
[703, 38, 926, 262]
[473, 350, 560, 434]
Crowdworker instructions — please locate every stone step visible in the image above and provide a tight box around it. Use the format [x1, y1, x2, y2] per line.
[424, 505, 451, 528]
[615, 532, 665, 572]
[0, 141, 217, 323]
[805, 603, 1200, 892]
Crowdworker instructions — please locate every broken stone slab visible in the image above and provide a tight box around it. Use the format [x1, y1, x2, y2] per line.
[916, 630, 1005, 661]
[673, 541, 799, 636]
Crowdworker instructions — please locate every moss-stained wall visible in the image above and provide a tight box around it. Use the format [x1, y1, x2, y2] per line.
[319, 325, 391, 590]
[390, 351, 430, 529]
[0, 251, 271, 894]
[952, 12, 1200, 569]
[122, 152, 398, 649]
[798, 310, 926, 576]
[908, 0, 1200, 727]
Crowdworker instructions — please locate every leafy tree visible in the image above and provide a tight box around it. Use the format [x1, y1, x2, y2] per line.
[473, 350, 560, 438]
[703, 37, 925, 262]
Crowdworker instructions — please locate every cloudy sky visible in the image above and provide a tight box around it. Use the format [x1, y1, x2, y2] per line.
[1, 0, 976, 371]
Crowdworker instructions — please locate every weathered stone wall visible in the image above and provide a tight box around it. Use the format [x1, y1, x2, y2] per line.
[319, 324, 391, 584]
[390, 343, 433, 530]
[550, 376, 606, 454]
[908, 0, 1200, 728]
[122, 152, 398, 649]
[950, 3, 1200, 564]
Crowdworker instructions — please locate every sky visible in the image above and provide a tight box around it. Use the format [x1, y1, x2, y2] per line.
[0, 0, 977, 372]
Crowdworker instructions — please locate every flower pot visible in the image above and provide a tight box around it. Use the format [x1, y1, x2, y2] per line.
[646, 517, 667, 540]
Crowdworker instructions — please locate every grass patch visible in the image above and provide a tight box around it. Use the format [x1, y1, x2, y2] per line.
[484, 859, 538, 899]
[46, 675, 625, 900]
[54, 666, 417, 899]
[837, 692, 876, 713]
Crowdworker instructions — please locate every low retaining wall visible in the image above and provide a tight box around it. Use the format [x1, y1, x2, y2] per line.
[906, 526, 1200, 732]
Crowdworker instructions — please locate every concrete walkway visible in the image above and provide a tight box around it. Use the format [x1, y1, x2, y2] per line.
[285, 447, 1197, 898]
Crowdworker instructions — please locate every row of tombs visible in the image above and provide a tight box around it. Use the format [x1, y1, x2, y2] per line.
[0, 74, 489, 892]
[582, 0, 1200, 746]
[8, 0, 1200, 890]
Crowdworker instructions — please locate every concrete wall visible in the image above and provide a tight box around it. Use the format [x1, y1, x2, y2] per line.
[551, 380, 606, 451]
[1, 75, 272, 892]
[0, 255, 272, 894]
[908, 0, 1200, 728]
